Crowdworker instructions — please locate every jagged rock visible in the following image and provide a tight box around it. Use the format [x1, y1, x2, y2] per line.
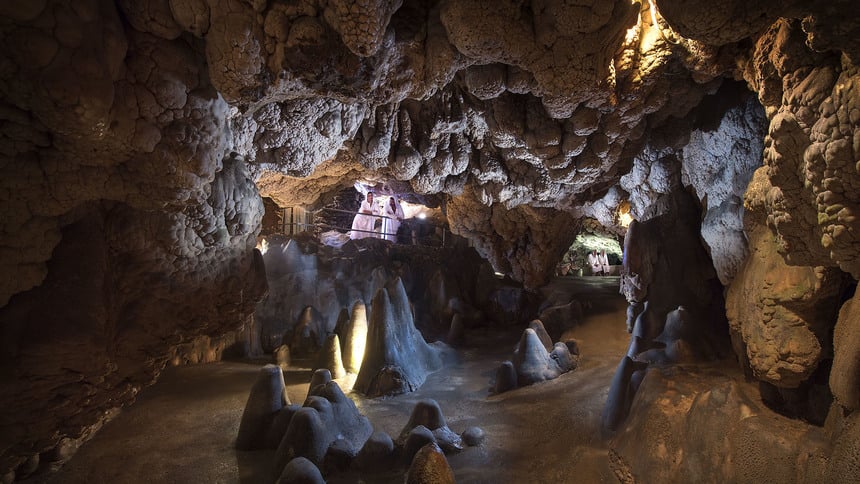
[273, 381, 372, 477]
[236, 365, 290, 451]
[276, 457, 324, 484]
[609, 366, 835, 482]
[405, 443, 455, 484]
[2, 0, 860, 475]
[354, 278, 443, 397]
[679, 88, 767, 285]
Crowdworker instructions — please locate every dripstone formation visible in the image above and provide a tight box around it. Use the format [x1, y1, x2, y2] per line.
[1, 0, 859, 480]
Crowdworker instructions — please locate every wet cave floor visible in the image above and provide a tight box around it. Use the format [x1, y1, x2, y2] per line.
[38, 277, 641, 483]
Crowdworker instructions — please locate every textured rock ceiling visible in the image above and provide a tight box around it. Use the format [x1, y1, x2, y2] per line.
[1, 0, 859, 299]
[1, 0, 860, 477]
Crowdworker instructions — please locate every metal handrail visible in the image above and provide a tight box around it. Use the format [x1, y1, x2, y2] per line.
[267, 206, 449, 246]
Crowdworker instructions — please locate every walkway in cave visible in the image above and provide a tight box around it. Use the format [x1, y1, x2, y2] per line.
[34, 277, 629, 484]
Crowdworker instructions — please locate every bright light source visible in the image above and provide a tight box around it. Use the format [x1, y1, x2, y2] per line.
[257, 238, 269, 255]
[619, 212, 633, 228]
[417, 213, 427, 219]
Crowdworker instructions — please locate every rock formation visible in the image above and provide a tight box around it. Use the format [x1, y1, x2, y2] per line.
[354, 278, 443, 397]
[1, 0, 859, 478]
[495, 320, 578, 393]
[236, 364, 290, 451]
[273, 381, 373, 477]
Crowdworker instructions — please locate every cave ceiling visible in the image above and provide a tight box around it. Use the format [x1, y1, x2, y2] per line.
[1, 0, 859, 297]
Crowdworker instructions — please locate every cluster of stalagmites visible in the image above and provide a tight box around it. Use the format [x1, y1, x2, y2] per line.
[255, 235, 536, 394]
[236, 365, 481, 483]
[493, 320, 580, 394]
[304, 276, 447, 398]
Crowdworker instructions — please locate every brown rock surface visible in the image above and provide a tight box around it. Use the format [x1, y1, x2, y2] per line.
[2, 0, 860, 477]
[727, 220, 843, 388]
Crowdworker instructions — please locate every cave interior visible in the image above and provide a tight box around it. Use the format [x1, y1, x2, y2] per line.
[1, 0, 860, 482]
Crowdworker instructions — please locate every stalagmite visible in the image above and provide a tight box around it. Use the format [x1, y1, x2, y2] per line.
[354, 278, 443, 397]
[342, 301, 368, 374]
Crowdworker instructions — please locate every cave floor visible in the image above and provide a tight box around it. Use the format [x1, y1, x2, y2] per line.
[35, 276, 632, 484]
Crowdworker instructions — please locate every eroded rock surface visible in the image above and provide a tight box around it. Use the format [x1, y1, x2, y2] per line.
[2, 0, 860, 478]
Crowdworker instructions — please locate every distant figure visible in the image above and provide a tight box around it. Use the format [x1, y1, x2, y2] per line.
[381, 195, 405, 242]
[599, 250, 611, 276]
[348, 192, 379, 239]
[588, 249, 602, 276]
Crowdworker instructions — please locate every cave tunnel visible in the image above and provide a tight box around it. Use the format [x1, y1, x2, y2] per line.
[1, 0, 860, 482]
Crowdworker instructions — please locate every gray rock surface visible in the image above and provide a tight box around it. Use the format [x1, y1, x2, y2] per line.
[1, 0, 859, 476]
[354, 278, 443, 397]
[273, 381, 372, 477]
[236, 365, 290, 451]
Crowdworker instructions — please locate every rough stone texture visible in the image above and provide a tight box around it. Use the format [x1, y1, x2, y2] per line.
[610, 366, 835, 483]
[739, 17, 860, 278]
[405, 442, 455, 484]
[727, 218, 844, 389]
[496, 321, 577, 393]
[276, 456, 325, 484]
[3, 0, 860, 476]
[831, 289, 860, 411]
[353, 430, 395, 470]
[447, 185, 580, 289]
[680, 87, 768, 285]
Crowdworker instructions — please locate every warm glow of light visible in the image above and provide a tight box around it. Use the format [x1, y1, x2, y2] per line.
[617, 201, 634, 228]
[257, 238, 269, 254]
[624, 12, 641, 46]
[349, 331, 366, 375]
[417, 213, 427, 219]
